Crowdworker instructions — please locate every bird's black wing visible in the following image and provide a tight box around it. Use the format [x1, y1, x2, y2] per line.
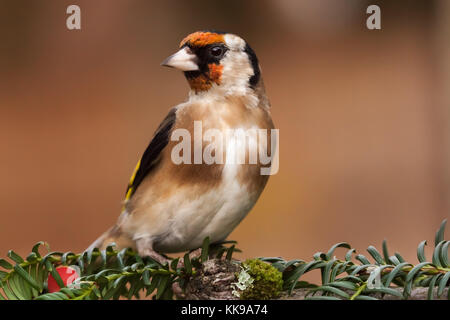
[124, 108, 177, 200]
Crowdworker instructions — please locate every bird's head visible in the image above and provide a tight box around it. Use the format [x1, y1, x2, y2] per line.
[162, 31, 261, 96]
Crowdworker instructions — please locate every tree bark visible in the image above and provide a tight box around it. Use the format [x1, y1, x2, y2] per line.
[175, 259, 448, 300]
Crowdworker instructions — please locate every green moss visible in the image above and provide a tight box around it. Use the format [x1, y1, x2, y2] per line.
[236, 259, 283, 300]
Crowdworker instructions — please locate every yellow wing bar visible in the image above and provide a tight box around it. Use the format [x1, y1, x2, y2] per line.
[125, 159, 141, 201]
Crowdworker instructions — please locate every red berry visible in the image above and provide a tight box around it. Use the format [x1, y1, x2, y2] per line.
[47, 266, 79, 293]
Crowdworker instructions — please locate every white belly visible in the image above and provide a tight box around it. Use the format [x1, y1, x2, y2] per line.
[153, 163, 257, 252]
[122, 122, 268, 253]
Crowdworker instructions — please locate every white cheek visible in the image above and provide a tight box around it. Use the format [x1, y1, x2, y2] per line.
[224, 34, 246, 50]
[221, 52, 254, 93]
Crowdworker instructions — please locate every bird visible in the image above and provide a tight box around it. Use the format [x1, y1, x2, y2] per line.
[87, 31, 276, 264]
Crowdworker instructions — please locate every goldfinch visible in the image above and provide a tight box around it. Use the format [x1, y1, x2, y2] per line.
[88, 31, 276, 263]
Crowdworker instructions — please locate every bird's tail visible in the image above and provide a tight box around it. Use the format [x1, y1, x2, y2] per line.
[86, 225, 136, 252]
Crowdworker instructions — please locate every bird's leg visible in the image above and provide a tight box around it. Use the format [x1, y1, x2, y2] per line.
[188, 248, 203, 260]
[175, 248, 201, 269]
[136, 238, 169, 266]
[172, 248, 204, 298]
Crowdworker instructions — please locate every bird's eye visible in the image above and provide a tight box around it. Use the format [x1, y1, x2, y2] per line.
[210, 46, 223, 57]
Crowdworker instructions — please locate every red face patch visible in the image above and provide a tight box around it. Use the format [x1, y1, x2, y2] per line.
[187, 63, 223, 93]
[180, 31, 225, 48]
[208, 63, 223, 83]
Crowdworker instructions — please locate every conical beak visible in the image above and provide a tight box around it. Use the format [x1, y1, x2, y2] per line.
[161, 47, 199, 71]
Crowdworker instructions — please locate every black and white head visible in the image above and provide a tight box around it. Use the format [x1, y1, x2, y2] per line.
[162, 31, 263, 103]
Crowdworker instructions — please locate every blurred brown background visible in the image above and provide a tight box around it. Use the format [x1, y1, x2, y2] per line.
[0, 0, 449, 269]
